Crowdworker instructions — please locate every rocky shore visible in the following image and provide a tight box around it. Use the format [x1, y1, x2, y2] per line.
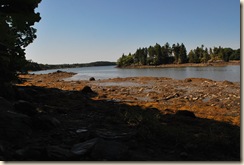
[0, 71, 240, 160]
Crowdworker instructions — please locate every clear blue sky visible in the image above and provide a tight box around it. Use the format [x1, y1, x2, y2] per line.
[25, 0, 240, 64]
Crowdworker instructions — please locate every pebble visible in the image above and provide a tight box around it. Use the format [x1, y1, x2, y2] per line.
[138, 88, 144, 92]
[76, 128, 88, 133]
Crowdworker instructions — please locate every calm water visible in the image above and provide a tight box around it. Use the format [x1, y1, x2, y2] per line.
[32, 65, 240, 82]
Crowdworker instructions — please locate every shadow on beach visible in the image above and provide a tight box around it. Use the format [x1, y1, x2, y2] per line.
[0, 82, 240, 161]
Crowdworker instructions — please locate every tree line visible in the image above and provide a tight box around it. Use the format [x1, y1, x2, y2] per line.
[24, 61, 116, 71]
[117, 42, 240, 67]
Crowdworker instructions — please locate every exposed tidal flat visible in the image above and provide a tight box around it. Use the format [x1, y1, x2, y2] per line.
[19, 71, 241, 126]
[2, 69, 239, 160]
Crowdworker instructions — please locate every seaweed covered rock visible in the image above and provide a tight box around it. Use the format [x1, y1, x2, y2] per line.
[89, 77, 95, 81]
[81, 86, 94, 94]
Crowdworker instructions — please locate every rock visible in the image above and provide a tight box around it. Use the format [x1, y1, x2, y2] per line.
[46, 145, 74, 160]
[180, 152, 188, 159]
[138, 88, 144, 92]
[164, 93, 179, 100]
[76, 128, 88, 134]
[0, 97, 14, 112]
[95, 129, 136, 140]
[32, 115, 61, 130]
[15, 88, 33, 100]
[91, 139, 128, 160]
[127, 150, 151, 160]
[56, 70, 63, 73]
[175, 110, 196, 118]
[0, 110, 32, 142]
[14, 100, 38, 116]
[0, 83, 16, 99]
[71, 138, 98, 155]
[81, 86, 94, 94]
[184, 78, 192, 82]
[89, 77, 95, 81]
[222, 80, 234, 86]
[15, 146, 43, 160]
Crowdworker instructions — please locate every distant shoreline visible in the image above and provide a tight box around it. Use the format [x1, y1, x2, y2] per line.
[118, 60, 240, 69]
[26, 61, 117, 72]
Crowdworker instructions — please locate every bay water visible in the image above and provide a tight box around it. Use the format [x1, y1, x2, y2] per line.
[31, 65, 240, 82]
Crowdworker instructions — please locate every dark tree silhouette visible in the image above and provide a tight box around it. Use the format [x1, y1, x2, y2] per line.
[0, 0, 41, 98]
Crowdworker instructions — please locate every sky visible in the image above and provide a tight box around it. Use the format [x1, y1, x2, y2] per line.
[25, 0, 241, 64]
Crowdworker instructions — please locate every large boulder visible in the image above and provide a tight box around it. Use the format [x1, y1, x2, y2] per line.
[31, 115, 61, 130]
[0, 110, 32, 142]
[0, 97, 32, 142]
[0, 97, 14, 112]
[89, 77, 95, 81]
[14, 100, 38, 116]
[0, 84, 15, 100]
[81, 86, 94, 94]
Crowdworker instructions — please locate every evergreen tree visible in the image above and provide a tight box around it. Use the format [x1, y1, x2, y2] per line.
[117, 53, 134, 67]
[141, 47, 148, 65]
[229, 48, 240, 60]
[188, 50, 195, 63]
[178, 43, 187, 64]
[148, 46, 156, 65]
[154, 43, 163, 65]
[116, 42, 240, 67]
[202, 48, 210, 63]
[222, 48, 233, 62]
[164, 42, 172, 62]
[172, 43, 181, 64]
[161, 42, 171, 64]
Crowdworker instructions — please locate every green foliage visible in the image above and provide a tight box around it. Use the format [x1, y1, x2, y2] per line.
[161, 42, 171, 64]
[154, 43, 163, 65]
[117, 54, 134, 67]
[172, 43, 180, 63]
[0, 0, 41, 98]
[117, 42, 189, 67]
[117, 42, 240, 67]
[147, 46, 156, 65]
[209, 46, 239, 62]
[229, 49, 240, 60]
[172, 43, 188, 64]
[134, 48, 148, 65]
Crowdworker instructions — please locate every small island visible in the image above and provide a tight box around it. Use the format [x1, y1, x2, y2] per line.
[116, 42, 240, 68]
